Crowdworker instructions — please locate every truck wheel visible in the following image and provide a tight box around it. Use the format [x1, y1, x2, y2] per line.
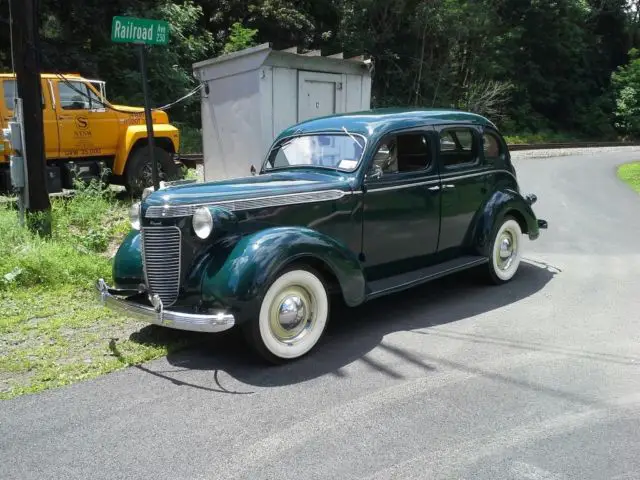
[485, 215, 523, 285]
[242, 267, 330, 364]
[125, 146, 180, 196]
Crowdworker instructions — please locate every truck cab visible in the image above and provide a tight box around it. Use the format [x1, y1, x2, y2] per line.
[0, 73, 181, 195]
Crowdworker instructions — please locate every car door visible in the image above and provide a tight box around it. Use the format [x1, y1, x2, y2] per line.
[55, 80, 118, 158]
[361, 129, 441, 281]
[436, 124, 492, 256]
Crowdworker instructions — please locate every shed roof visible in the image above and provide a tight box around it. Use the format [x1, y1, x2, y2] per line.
[276, 108, 497, 140]
[193, 43, 372, 82]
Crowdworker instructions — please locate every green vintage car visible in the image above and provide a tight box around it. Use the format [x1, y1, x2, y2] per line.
[97, 108, 547, 363]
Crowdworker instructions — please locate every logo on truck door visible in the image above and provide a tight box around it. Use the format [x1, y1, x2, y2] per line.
[75, 116, 89, 129]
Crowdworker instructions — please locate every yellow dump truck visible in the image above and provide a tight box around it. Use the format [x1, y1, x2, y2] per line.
[0, 73, 181, 195]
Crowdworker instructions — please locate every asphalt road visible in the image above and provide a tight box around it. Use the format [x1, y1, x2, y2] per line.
[2, 151, 640, 480]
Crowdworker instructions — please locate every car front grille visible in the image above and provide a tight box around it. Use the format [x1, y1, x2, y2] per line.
[141, 226, 181, 307]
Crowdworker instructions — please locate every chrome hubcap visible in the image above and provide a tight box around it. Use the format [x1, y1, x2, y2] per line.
[496, 230, 517, 270]
[269, 287, 315, 343]
[278, 296, 307, 330]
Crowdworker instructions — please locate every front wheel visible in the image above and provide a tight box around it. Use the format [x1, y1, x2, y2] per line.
[486, 216, 523, 284]
[243, 267, 330, 364]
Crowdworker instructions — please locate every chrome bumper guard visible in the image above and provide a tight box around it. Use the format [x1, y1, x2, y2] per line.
[96, 279, 235, 333]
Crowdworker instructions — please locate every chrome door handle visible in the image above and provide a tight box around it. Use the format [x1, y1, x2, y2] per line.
[442, 184, 455, 189]
[428, 186, 440, 191]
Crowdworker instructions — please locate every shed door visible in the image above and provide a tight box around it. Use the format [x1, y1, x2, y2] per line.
[297, 71, 344, 122]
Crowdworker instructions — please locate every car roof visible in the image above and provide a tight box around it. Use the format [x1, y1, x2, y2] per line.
[276, 108, 498, 141]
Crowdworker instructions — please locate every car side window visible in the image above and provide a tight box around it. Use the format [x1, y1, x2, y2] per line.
[439, 127, 478, 167]
[482, 131, 503, 165]
[370, 133, 431, 177]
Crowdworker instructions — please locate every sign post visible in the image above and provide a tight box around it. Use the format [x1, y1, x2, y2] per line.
[111, 16, 169, 192]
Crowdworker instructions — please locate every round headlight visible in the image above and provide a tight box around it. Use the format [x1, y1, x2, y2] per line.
[129, 202, 141, 230]
[193, 207, 213, 239]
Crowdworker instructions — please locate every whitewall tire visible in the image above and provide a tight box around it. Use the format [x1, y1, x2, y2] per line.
[487, 216, 523, 284]
[244, 267, 329, 363]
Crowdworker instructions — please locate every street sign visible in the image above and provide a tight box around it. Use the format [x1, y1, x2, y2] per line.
[111, 16, 169, 46]
[111, 15, 170, 191]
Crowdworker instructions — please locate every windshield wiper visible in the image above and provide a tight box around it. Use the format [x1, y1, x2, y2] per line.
[342, 126, 363, 149]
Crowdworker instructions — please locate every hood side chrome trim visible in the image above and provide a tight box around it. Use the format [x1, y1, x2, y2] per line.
[145, 189, 348, 219]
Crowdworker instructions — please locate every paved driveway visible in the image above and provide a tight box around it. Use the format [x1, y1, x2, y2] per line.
[2, 151, 640, 480]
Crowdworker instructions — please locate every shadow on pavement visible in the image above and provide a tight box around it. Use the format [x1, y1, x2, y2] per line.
[126, 261, 561, 390]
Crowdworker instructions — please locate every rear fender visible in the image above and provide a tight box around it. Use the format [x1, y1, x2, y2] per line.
[199, 227, 367, 322]
[471, 189, 540, 257]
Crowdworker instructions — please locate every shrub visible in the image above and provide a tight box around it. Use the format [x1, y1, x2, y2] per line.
[0, 178, 129, 290]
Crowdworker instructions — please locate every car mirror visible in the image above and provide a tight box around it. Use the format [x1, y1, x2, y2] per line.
[366, 164, 383, 181]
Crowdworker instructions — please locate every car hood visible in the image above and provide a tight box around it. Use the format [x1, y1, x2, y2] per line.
[143, 169, 356, 209]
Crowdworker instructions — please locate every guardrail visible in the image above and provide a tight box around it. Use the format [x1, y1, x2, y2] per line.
[176, 141, 640, 167]
[507, 141, 640, 151]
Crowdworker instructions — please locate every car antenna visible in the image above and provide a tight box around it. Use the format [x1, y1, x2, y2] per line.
[342, 126, 363, 149]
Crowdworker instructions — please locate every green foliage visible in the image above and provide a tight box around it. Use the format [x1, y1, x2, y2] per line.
[223, 22, 259, 54]
[611, 49, 640, 137]
[503, 131, 581, 145]
[617, 161, 640, 193]
[174, 121, 203, 153]
[0, 0, 637, 143]
[0, 178, 128, 291]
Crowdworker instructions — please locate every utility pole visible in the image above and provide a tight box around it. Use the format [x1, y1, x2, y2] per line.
[10, 0, 52, 236]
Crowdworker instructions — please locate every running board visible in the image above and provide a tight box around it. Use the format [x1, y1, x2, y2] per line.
[367, 256, 488, 300]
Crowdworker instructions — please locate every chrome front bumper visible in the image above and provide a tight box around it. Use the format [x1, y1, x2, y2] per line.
[96, 279, 235, 333]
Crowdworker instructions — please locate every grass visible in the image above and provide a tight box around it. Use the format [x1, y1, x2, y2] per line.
[0, 179, 198, 400]
[617, 161, 640, 194]
[503, 131, 580, 145]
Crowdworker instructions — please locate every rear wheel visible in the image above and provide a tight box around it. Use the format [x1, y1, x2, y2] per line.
[124, 145, 180, 196]
[243, 267, 330, 364]
[486, 215, 523, 284]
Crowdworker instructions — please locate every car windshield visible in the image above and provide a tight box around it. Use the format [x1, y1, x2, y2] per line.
[263, 133, 365, 172]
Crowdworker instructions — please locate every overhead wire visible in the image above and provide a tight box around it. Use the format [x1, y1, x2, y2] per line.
[32, 56, 203, 115]
[52, 71, 203, 115]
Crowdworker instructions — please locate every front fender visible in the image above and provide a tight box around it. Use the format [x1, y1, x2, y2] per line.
[472, 189, 540, 257]
[113, 124, 180, 175]
[112, 229, 144, 288]
[200, 227, 366, 321]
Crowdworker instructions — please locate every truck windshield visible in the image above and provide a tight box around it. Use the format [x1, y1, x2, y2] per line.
[263, 133, 366, 173]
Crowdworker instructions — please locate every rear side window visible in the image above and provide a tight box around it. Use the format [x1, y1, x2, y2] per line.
[3, 80, 46, 110]
[439, 127, 478, 167]
[483, 132, 503, 165]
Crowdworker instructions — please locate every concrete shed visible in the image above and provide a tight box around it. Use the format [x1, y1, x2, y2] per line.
[192, 43, 372, 181]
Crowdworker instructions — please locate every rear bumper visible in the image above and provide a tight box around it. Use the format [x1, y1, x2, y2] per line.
[96, 279, 235, 333]
[524, 193, 548, 238]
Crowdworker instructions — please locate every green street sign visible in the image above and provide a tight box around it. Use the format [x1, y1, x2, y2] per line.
[111, 16, 169, 45]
